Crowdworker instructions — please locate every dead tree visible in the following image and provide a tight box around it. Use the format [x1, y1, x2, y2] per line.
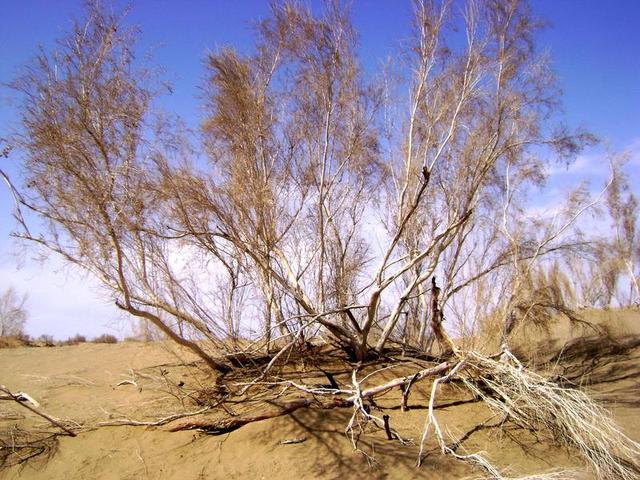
[4, 2, 637, 477]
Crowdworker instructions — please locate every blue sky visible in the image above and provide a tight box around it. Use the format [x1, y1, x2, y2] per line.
[0, 1, 638, 338]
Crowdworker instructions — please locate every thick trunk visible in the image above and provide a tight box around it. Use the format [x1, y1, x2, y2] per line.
[429, 277, 456, 355]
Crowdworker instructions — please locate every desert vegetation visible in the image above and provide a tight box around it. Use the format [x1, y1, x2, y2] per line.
[0, 332, 118, 348]
[1, 0, 639, 478]
[0, 288, 27, 339]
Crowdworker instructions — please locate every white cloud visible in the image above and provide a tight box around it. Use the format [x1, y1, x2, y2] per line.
[544, 152, 610, 179]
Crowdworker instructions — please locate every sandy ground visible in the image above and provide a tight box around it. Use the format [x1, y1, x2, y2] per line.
[1, 310, 639, 479]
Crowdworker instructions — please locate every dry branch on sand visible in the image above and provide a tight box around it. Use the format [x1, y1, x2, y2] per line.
[0, 386, 74, 468]
[97, 407, 213, 428]
[0, 386, 76, 437]
[154, 344, 640, 479]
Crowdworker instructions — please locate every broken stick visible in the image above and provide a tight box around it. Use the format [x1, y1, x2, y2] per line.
[0, 385, 76, 437]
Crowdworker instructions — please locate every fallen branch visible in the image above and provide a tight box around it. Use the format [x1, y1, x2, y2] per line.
[280, 436, 307, 445]
[0, 385, 76, 437]
[350, 361, 453, 402]
[0, 391, 39, 408]
[346, 368, 411, 452]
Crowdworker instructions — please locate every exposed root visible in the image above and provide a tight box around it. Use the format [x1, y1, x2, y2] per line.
[170, 361, 455, 442]
[169, 398, 348, 434]
[346, 368, 410, 454]
[97, 406, 213, 427]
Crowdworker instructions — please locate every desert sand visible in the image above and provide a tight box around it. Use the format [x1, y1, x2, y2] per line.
[1, 310, 639, 479]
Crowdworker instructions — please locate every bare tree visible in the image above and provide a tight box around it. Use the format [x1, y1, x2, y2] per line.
[0, 287, 28, 337]
[4, 2, 639, 476]
[605, 159, 639, 306]
[4, 5, 233, 372]
[2, 0, 600, 361]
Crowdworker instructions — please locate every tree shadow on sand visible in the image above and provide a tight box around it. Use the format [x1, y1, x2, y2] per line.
[244, 406, 470, 479]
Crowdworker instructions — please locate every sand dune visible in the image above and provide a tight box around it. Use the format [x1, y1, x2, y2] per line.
[1, 310, 639, 479]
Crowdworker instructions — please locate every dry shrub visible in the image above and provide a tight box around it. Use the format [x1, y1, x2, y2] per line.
[92, 334, 118, 344]
[59, 334, 87, 346]
[35, 334, 55, 347]
[0, 335, 30, 348]
[463, 353, 640, 480]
